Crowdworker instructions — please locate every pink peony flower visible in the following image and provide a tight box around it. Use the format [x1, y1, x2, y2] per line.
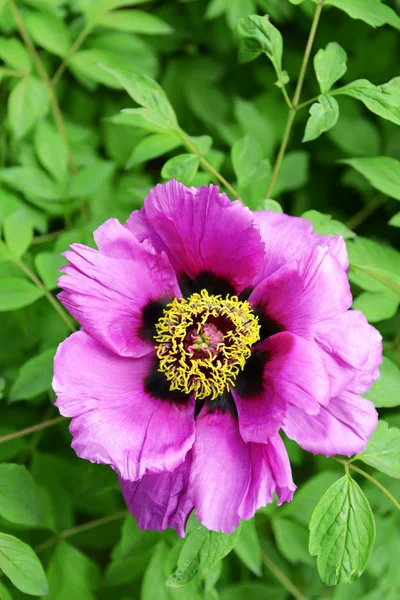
[52, 181, 381, 535]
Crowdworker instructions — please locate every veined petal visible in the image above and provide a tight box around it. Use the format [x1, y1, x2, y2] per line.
[53, 332, 195, 480]
[58, 240, 180, 358]
[143, 180, 265, 293]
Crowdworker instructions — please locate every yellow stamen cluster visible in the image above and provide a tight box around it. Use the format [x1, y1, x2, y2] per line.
[154, 289, 260, 400]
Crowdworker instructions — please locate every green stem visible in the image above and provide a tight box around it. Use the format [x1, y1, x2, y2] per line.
[0, 417, 64, 445]
[13, 257, 77, 333]
[346, 194, 388, 230]
[262, 552, 308, 600]
[280, 84, 293, 110]
[266, 0, 324, 199]
[176, 128, 242, 200]
[0, 68, 27, 77]
[296, 96, 319, 111]
[336, 458, 400, 511]
[35, 510, 128, 554]
[52, 26, 91, 86]
[31, 229, 66, 245]
[9, 0, 75, 174]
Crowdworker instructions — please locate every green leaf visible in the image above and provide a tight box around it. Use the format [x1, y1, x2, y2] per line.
[101, 67, 178, 129]
[46, 541, 100, 599]
[234, 98, 275, 158]
[8, 76, 49, 139]
[328, 114, 380, 157]
[25, 10, 71, 57]
[0, 464, 42, 526]
[34, 119, 68, 182]
[364, 356, 400, 408]
[347, 236, 400, 293]
[342, 156, 400, 201]
[272, 518, 313, 565]
[0, 167, 61, 201]
[220, 583, 286, 600]
[142, 542, 171, 600]
[126, 132, 181, 168]
[351, 265, 400, 297]
[231, 135, 270, 187]
[303, 95, 339, 142]
[264, 199, 283, 212]
[0, 581, 13, 600]
[309, 475, 375, 585]
[0, 533, 48, 596]
[301, 210, 355, 239]
[4, 208, 33, 258]
[314, 42, 347, 94]
[356, 421, 400, 478]
[273, 150, 309, 195]
[0, 37, 31, 72]
[236, 15, 284, 82]
[161, 154, 200, 186]
[233, 519, 262, 575]
[9, 347, 56, 402]
[352, 290, 399, 323]
[0, 278, 44, 311]
[68, 161, 114, 198]
[324, 0, 400, 30]
[168, 515, 241, 587]
[34, 252, 65, 290]
[389, 211, 400, 227]
[96, 10, 173, 34]
[334, 78, 400, 126]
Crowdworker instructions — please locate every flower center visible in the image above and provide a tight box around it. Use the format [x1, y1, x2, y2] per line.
[154, 289, 260, 400]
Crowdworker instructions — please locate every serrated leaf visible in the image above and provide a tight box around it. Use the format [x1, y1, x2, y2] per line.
[0, 464, 42, 526]
[364, 356, 400, 408]
[161, 154, 200, 186]
[0, 533, 48, 596]
[126, 132, 181, 168]
[9, 347, 56, 402]
[314, 42, 347, 94]
[25, 10, 71, 57]
[8, 76, 49, 139]
[100, 67, 178, 129]
[233, 519, 261, 575]
[309, 475, 375, 585]
[356, 421, 400, 478]
[342, 156, 400, 201]
[324, 0, 400, 30]
[301, 209, 355, 239]
[236, 14, 283, 80]
[334, 78, 400, 126]
[96, 9, 173, 35]
[4, 208, 33, 258]
[0, 278, 44, 311]
[168, 515, 241, 587]
[231, 135, 270, 187]
[303, 95, 339, 142]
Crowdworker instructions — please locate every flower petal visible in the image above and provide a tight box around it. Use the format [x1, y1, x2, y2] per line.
[252, 211, 348, 284]
[249, 245, 352, 332]
[189, 409, 250, 533]
[53, 332, 195, 480]
[283, 391, 378, 457]
[119, 454, 193, 537]
[232, 332, 330, 444]
[239, 434, 296, 519]
[58, 241, 180, 357]
[143, 180, 265, 293]
[348, 325, 382, 395]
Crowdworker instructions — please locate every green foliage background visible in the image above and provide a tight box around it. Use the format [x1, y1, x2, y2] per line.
[0, 0, 400, 598]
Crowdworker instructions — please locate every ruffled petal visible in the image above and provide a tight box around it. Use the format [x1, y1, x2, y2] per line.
[252, 211, 348, 284]
[239, 434, 296, 519]
[249, 246, 352, 332]
[53, 332, 195, 480]
[348, 326, 382, 395]
[143, 181, 265, 293]
[283, 391, 378, 457]
[58, 240, 180, 358]
[232, 332, 330, 444]
[119, 454, 193, 537]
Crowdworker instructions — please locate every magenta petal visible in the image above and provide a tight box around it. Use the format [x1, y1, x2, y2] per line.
[143, 180, 265, 292]
[348, 325, 383, 394]
[239, 434, 296, 519]
[189, 410, 250, 533]
[119, 454, 193, 537]
[58, 240, 180, 358]
[249, 245, 352, 331]
[252, 211, 348, 284]
[232, 332, 330, 444]
[53, 332, 195, 480]
[283, 391, 378, 457]
[93, 218, 147, 259]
